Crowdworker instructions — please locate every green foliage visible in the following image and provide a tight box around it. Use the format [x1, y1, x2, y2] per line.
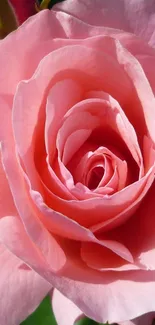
[20, 295, 111, 325]
[21, 296, 57, 325]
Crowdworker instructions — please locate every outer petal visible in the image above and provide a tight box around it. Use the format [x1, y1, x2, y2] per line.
[104, 181, 155, 271]
[0, 8, 154, 96]
[1, 214, 155, 323]
[50, 270, 155, 324]
[0, 153, 17, 217]
[123, 0, 155, 48]
[0, 95, 67, 272]
[52, 289, 83, 325]
[120, 312, 155, 325]
[54, 0, 155, 47]
[53, 0, 129, 30]
[0, 243, 51, 325]
[0, 96, 19, 218]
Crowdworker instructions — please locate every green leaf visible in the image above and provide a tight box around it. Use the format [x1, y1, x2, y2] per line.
[20, 295, 114, 325]
[21, 295, 57, 325]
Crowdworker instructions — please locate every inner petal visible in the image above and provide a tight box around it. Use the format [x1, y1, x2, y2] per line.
[45, 79, 83, 163]
[87, 165, 105, 190]
[65, 95, 143, 179]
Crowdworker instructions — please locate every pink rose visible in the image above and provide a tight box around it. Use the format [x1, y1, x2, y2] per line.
[0, 1, 155, 324]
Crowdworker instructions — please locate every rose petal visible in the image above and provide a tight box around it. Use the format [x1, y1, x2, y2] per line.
[52, 289, 83, 325]
[45, 79, 83, 160]
[82, 238, 134, 264]
[1, 218, 155, 324]
[44, 164, 154, 229]
[0, 7, 154, 95]
[0, 151, 17, 217]
[12, 40, 133, 200]
[62, 129, 92, 166]
[91, 164, 155, 232]
[53, 0, 128, 30]
[120, 312, 155, 325]
[81, 242, 139, 271]
[0, 96, 20, 218]
[105, 181, 155, 270]
[136, 55, 155, 95]
[0, 243, 51, 325]
[0, 98, 97, 243]
[54, 0, 155, 47]
[1, 142, 66, 272]
[57, 111, 99, 161]
[123, 0, 155, 47]
[30, 189, 96, 242]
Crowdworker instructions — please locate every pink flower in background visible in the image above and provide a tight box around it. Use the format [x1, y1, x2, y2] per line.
[0, 1, 155, 325]
[9, 0, 35, 23]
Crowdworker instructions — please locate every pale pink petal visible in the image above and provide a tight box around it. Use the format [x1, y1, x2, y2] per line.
[12, 74, 75, 200]
[82, 36, 155, 144]
[83, 91, 142, 173]
[0, 152, 17, 218]
[13, 41, 132, 157]
[53, 0, 128, 30]
[0, 96, 92, 243]
[30, 188, 95, 241]
[52, 289, 83, 325]
[14, 36, 151, 177]
[81, 242, 139, 271]
[56, 111, 99, 160]
[33, 160, 154, 230]
[0, 97, 97, 243]
[82, 238, 134, 264]
[0, 95, 14, 142]
[94, 148, 127, 189]
[1, 219, 155, 324]
[91, 165, 154, 232]
[0, 10, 87, 94]
[123, 0, 155, 47]
[59, 166, 154, 228]
[143, 136, 155, 173]
[12, 40, 133, 200]
[0, 96, 21, 217]
[54, 271, 155, 324]
[62, 129, 92, 166]
[68, 140, 127, 193]
[120, 312, 155, 325]
[136, 55, 155, 94]
[0, 216, 51, 273]
[45, 79, 83, 160]
[1, 5, 154, 95]
[1, 142, 66, 272]
[2, 96, 96, 243]
[54, 0, 155, 47]
[104, 167, 118, 192]
[56, 111, 99, 190]
[0, 244, 51, 325]
[70, 182, 113, 199]
[105, 181, 155, 270]
[114, 40, 155, 143]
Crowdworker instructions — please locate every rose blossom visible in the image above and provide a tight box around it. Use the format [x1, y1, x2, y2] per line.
[0, 1, 155, 324]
